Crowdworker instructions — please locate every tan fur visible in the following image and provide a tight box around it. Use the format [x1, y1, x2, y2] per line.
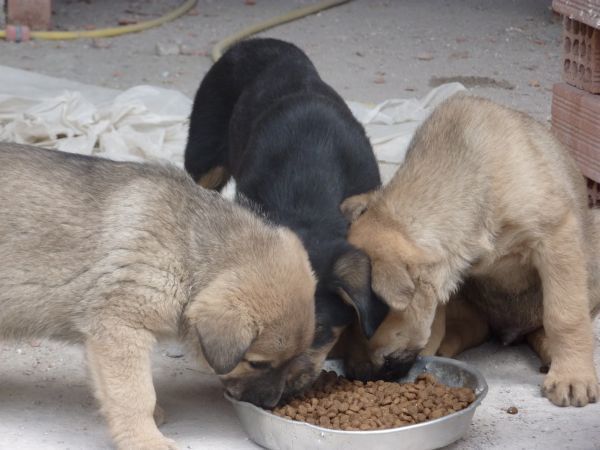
[197, 165, 229, 189]
[341, 94, 599, 407]
[420, 304, 446, 356]
[0, 143, 316, 449]
[431, 209, 600, 364]
[433, 295, 490, 358]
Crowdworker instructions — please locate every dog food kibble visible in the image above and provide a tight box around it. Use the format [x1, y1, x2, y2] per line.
[272, 371, 476, 431]
[506, 406, 519, 415]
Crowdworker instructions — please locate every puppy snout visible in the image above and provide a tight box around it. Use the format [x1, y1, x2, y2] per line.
[283, 357, 320, 399]
[239, 388, 282, 409]
[379, 355, 417, 380]
[345, 360, 376, 382]
[223, 370, 287, 408]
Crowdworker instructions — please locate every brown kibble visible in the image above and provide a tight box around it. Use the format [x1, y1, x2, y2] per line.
[406, 405, 418, 417]
[507, 406, 519, 415]
[430, 408, 446, 419]
[319, 416, 331, 427]
[270, 370, 475, 431]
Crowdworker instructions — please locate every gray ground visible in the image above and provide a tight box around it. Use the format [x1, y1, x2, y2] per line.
[2, 0, 562, 121]
[1, 0, 599, 449]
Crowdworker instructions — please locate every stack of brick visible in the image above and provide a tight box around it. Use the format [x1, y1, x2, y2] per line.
[6, 0, 51, 31]
[551, 0, 600, 207]
[0, 1, 5, 29]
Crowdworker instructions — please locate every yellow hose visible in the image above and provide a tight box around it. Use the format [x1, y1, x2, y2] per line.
[0, 0, 197, 40]
[211, 0, 352, 62]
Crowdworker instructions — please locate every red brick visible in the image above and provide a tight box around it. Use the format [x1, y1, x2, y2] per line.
[560, 17, 600, 93]
[551, 83, 600, 182]
[7, 0, 51, 31]
[0, 1, 5, 28]
[553, 0, 600, 29]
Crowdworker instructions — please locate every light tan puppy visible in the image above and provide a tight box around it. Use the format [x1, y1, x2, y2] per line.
[341, 94, 599, 407]
[0, 143, 316, 449]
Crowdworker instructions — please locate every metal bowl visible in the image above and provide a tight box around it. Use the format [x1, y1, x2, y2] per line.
[226, 356, 487, 450]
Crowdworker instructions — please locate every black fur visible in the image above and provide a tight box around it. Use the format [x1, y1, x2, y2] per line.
[185, 38, 387, 355]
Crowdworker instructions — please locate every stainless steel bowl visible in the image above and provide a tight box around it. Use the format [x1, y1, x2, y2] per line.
[226, 356, 487, 450]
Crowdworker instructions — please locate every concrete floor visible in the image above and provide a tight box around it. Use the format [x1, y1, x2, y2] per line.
[1, 0, 563, 121]
[1, 0, 599, 449]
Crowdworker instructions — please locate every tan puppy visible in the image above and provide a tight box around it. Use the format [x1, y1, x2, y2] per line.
[341, 94, 599, 407]
[425, 209, 600, 367]
[0, 143, 316, 449]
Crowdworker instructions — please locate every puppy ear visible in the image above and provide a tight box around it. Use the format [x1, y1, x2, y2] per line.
[186, 274, 258, 375]
[332, 248, 389, 338]
[340, 191, 378, 223]
[372, 259, 415, 311]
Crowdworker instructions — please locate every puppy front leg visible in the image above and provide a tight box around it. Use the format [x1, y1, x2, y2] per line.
[86, 330, 177, 450]
[421, 304, 446, 356]
[536, 215, 599, 407]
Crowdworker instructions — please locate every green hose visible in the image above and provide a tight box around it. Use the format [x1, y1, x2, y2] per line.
[211, 0, 352, 62]
[1, 0, 197, 41]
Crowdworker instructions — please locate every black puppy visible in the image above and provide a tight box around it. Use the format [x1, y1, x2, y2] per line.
[185, 38, 387, 395]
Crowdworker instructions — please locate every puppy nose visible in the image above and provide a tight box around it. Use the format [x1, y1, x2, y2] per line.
[379, 356, 416, 380]
[345, 362, 375, 382]
[239, 388, 282, 409]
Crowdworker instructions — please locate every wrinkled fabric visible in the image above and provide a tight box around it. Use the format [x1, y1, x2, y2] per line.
[0, 65, 465, 181]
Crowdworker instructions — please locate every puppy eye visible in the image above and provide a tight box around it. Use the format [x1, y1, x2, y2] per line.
[246, 360, 272, 370]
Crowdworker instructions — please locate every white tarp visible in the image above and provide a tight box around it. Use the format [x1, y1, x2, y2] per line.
[0, 64, 465, 183]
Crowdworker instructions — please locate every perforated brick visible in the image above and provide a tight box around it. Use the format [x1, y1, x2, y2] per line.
[561, 16, 600, 93]
[587, 178, 600, 208]
[551, 83, 600, 182]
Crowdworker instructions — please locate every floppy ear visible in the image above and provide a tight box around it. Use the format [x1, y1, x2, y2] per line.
[371, 259, 415, 311]
[332, 248, 389, 338]
[186, 274, 258, 375]
[340, 191, 378, 223]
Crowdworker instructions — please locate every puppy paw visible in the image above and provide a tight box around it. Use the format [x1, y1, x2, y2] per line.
[542, 369, 599, 407]
[154, 404, 166, 427]
[144, 437, 178, 450]
[119, 437, 178, 450]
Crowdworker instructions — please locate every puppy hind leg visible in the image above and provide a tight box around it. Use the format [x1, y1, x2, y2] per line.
[197, 166, 230, 191]
[86, 329, 176, 450]
[535, 214, 599, 407]
[184, 77, 233, 188]
[526, 327, 552, 372]
[437, 297, 490, 358]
